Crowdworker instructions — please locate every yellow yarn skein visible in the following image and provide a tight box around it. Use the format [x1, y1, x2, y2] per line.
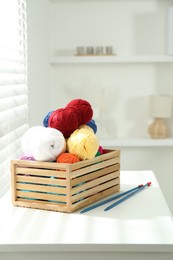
[67, 126, 99, 160]
[79, 124, 94, 133]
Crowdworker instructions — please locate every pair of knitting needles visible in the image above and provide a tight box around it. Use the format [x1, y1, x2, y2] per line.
[80, 182, 151, 214]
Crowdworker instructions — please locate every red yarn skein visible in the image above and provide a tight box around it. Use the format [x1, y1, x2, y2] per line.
[66, 99, 93, 125]
[48, 99, 93, 138]
[48, 107, 79, 138]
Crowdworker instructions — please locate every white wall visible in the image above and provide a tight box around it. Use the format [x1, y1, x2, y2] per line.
[27, 0, 50, 126]
[27, 0, 173, 214]
[48, 0, 173, 139]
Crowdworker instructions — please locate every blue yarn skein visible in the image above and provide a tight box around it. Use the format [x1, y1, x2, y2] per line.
[86, 119, 97, 134]
[43, 111, 54, 127]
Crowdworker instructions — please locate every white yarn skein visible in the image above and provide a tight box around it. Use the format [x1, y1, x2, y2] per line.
[21, 126, 66, 161]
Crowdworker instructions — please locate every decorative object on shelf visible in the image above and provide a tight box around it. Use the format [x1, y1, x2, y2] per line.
[86, 46, 94, 55]
[76, 46, 85, 56]
[95, 46, 104, 55]
[75, 46, 115, 56]
[105, 46, 113, 55]
[148, 95, 172, 139]
[168, 7, 173, 55]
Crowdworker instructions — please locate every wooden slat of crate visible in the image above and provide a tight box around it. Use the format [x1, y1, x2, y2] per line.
[11, 160, 68, 206]
[14, 185, 120, 213]
[65, 165, 72, 211]
[16, 167, 67, 178]
[16, 175, 66, 186]
[69, 150, 120, 171]
[16, 190, 67, 203]
[71, 170, 120, 195]
[71, 178, 120, 203]
[71, 164, 120, 187]
[13, 199, 70, 213]
[16, 183, 67, 194]
[71, 184, 120, 211]
[70, 157, 119, 179]
[13, 159, 67, 170]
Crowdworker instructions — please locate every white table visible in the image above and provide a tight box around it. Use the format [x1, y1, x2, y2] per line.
[0, 171, 173, 260]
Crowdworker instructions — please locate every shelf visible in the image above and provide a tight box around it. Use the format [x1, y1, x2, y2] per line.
[50, 55, 173, 64]
[49, 0, 167, 2]
[49, 0, 130, 2]
[100, 138, 173, 148]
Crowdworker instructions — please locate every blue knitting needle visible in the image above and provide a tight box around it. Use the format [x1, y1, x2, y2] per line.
[104, 182, 152, 211]
[80, 184, 144, 214]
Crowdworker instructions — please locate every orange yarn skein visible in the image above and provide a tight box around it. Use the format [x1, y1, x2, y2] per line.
[57, 153, 80, 164]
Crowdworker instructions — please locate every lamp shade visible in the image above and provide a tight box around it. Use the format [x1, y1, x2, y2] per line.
[149, 95, 172, 118]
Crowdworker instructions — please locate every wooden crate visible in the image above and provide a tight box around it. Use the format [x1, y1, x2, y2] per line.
[11, 149, 120, 213]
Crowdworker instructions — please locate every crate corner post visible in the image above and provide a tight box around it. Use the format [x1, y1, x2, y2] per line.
[66, 164, 73, 212]
[10, 160, 17, 205]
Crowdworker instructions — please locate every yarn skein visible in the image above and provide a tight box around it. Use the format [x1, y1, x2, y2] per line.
[48, 99, 93, 138]
[57, 153, 80, 164]
[67, 127, 99, 160]
[20, 154, 35, 161]
[43, 111, 54, 127]
[21, 126, 66, 162]
[95, 146, 104, 157]
[48, 107, 79, 138]
[79, 124, 94, 133]
[86, 119, 97, 134]
[66, 99, 93, 125]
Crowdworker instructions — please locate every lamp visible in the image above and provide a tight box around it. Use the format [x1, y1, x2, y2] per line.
[148, 95, 172, 139]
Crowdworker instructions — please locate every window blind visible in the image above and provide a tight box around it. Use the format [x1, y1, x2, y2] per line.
[0, 0, 28, 197]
